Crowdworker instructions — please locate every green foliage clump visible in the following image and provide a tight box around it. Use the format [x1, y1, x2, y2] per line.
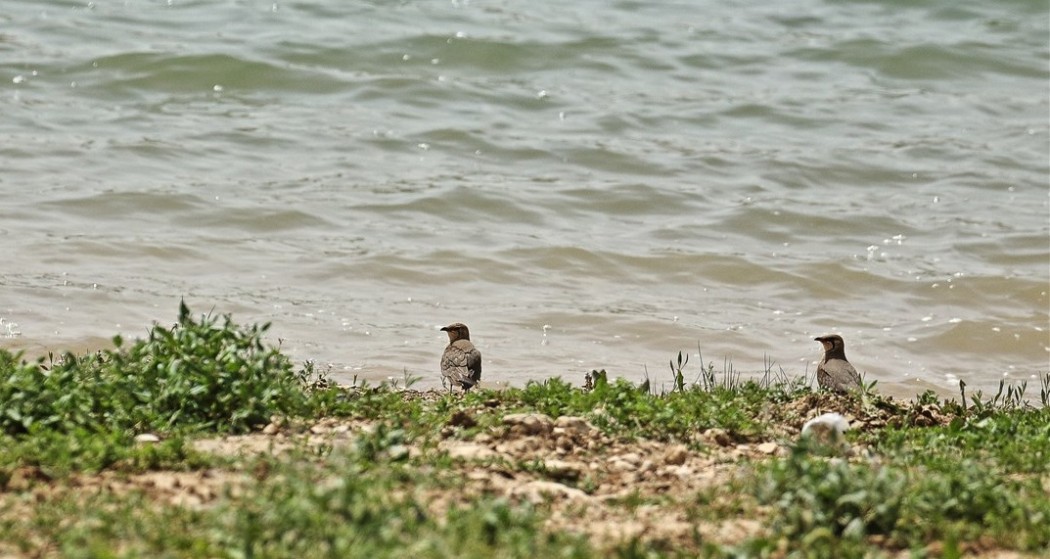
[497, 374, 796, 441]
[0, 429, 212, 479]
[874, 408, 1050, 475]
[0, 302, 315, 436]
[755, 448, 907, 553]
[752, 431, 1050, 555]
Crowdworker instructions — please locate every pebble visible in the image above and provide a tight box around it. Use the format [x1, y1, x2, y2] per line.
[756, 442, 778, 455]
[503, 413, 554, 435]
[663, 444, 689, 465]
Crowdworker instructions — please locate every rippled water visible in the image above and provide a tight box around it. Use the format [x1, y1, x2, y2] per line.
[2, 0, 1048, 396]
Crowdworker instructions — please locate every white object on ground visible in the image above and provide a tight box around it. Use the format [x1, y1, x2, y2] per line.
[801, 412, 850, 447]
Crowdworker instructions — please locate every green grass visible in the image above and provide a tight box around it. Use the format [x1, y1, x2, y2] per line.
[871, 408, 1050, 474]
[714, 401, 1050, 557]
[1, 304, 1048, 558]
[495, 373, 806, 443]
[2, 442, 593, 559]
[0, 429, 216, 480]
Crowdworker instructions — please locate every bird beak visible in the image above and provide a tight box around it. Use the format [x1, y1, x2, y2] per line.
[440, 326, 449, 332]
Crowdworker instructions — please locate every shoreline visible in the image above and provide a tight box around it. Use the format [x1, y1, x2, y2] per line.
[0, 308, 1047, 557]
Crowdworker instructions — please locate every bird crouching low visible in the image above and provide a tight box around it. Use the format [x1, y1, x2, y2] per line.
[440, 322, 482, 393]
[814, 334, 863, 393]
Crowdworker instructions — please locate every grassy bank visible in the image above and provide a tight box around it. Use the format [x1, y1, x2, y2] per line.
[0, 305, 1047, 558]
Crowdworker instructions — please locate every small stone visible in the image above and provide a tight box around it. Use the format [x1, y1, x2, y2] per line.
[466, 470, 491, 482]
[503, 413, 554, 436]
[441, 441, 497, 461]
[543, 459, 584, 481]
[618, 452, 642, 465]
[193, 484, 216, 501]
[552, 416, 598, 437]
[147, 473, 180, 491]
[703, 428, 733, 446]
[756, 442, 778, 455]
[511, 480, 589, 503]
[262, 423, 280, 435]
[663, 444, 688, 466]
[670, 465, 693, 478]
[386, 444, 410, 461]
[134, 433, 161, 444]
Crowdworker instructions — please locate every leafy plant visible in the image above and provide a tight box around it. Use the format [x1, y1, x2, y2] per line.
[0, 302, 324, 436]
[669, 350, 688, 393]
[756, 423, 1050, 553]
[757, 446, 906, 543]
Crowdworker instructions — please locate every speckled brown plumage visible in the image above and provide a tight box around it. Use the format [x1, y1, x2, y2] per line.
[440, 323, 481, 392]
[814, 334, 862, 393]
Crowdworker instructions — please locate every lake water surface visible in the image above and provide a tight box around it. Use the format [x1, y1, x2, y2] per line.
[2, 0, 1048, 396]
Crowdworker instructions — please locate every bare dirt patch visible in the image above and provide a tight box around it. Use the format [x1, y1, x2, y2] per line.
[433, 410, 779, 550]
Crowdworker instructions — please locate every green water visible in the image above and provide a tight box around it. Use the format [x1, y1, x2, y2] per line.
[1, 0, 1048, 395]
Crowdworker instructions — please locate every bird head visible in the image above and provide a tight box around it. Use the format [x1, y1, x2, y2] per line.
[441, 323, 470, 342]
[814, 334, 846, 356]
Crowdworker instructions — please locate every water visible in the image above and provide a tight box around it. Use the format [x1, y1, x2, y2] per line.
[2, 0, 1048, 397]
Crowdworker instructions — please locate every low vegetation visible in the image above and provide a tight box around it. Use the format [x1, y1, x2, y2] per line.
[0, 304, 1047, 558]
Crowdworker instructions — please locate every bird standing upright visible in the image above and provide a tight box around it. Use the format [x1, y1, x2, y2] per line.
[440, 322, 482, 393]
[814, 334, 862, 393]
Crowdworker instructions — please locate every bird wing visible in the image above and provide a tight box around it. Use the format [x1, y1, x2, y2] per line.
[818, 358, 861, 391]
[827, 359, 860, 383]
[466, 342, 481, 384]
[442, 340, 482, 388]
